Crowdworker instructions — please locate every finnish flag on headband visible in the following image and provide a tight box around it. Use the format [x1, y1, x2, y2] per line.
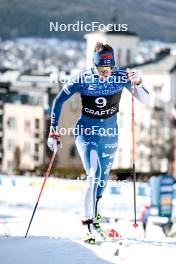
[93, 51, 115, 66]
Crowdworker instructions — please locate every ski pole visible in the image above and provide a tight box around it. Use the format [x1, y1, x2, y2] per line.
[25, 149, 58, 238]
[131, 81, 138, 228]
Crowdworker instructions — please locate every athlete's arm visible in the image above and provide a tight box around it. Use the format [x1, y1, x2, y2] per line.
[124, 70, 150, 104]
[50, 76, 81, 130]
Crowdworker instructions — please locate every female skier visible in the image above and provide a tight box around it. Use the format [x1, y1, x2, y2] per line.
[47, 42, 149, 244]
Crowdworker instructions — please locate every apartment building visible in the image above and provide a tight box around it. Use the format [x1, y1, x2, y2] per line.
[2, 103, 44, 173]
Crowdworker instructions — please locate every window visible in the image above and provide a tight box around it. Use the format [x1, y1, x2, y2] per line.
[7, 117, 16, 130]
[69, 145, 77, 158]
[117, 48, 122, 65]
[126, 49, 131, 64]
[35, 143, 39, 153]
[35, 133, 40, 139]
[34, 155, 39, 161]
[8, 139, 15, 151]
[35, 119, 40, 129]
[153, 85, 162, 92]
[7, 160, 13, 171]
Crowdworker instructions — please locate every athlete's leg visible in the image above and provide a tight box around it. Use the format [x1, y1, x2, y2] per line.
[94, 131, 118, 222]
[96, 145, 118, 198]
[75, 128, 101, 222]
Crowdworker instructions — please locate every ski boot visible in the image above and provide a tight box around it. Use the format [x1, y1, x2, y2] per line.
[93, 213, 111, 240]
[82, 219, 96, 244]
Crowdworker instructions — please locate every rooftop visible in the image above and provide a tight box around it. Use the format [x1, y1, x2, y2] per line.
[85, 25, 138, 37]
[105, 29, 138, 37]
[127, 49, 176, 73]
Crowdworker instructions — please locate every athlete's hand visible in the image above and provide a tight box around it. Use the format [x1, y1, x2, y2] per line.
[47, 130, 61, 152]
[127, 70, 142, 85]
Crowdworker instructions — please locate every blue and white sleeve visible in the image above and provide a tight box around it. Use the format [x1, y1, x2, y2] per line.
[124, 80, 150, 104]
[50, 77, 81, 130]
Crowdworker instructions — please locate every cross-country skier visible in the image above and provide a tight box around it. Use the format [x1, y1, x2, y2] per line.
[47, 42, 150, 244]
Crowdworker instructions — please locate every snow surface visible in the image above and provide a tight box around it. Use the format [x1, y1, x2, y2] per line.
[0, 236, 113, 264]
[0, 176, 176, 264]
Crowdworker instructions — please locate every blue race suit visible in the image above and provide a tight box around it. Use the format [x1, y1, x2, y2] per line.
[50, 66, 149, 222]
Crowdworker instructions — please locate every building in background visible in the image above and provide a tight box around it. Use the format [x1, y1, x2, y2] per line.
[113, 49, 176, 173]
[0, 69, 82, 174]
[2, 103, 44, 174]
[85, 28, 176, 174]
[0, 80, 10, 171]
[0, 34, 176, 175]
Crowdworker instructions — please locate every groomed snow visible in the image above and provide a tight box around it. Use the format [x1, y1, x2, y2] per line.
[0, 176, 176, 264]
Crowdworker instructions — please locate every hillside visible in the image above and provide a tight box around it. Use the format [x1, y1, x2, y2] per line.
[0, 0, 176, 41]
